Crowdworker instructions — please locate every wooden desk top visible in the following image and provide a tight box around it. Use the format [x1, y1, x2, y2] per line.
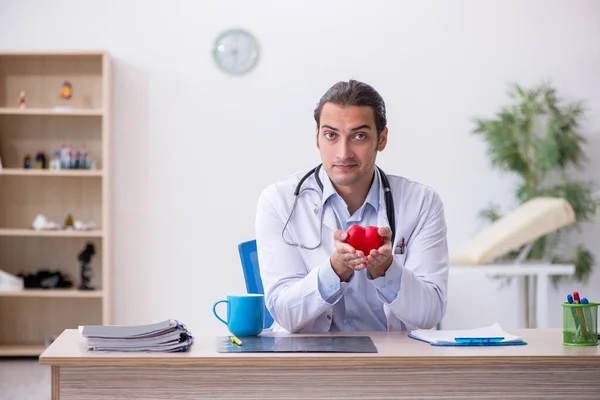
[39, 328, 600, 367]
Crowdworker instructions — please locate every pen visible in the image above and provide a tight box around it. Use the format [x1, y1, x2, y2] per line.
[567, 294, 580, 330]
[573, 292, 589, 340]
[454, 337, 504, 344]
[580, 298, 595, 339]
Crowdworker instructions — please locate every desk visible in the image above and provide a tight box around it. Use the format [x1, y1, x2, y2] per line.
[40, 328, 599, 400]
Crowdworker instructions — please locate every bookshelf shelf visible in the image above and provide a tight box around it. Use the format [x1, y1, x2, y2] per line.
[0, 289, 104, 298]
[0, 51, 111, 357]
[0, 168, 103, 177]
[0, 107, 103, 116]
[0, 229, 103, 238]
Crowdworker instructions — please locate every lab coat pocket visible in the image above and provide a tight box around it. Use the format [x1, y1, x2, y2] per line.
[393, 252, 407, 267]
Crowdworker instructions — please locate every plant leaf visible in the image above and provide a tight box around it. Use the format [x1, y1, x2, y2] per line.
[477, 203, 502, 224]
[472, 81, 599, 284]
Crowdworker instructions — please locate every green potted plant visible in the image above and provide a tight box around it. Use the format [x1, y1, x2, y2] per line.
[472, 82, 600, 285]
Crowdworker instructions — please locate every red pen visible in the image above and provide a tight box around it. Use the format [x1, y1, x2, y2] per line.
[573, 291, 581, 303]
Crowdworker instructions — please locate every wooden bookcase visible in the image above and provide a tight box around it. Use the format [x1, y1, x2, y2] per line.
[0, 51, 111, 356]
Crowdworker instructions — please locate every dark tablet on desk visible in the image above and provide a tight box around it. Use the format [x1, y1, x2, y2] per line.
[216, 336, 378, 353]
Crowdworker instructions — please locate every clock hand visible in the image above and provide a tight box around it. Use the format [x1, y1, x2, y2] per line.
[232, 48, 239, 66]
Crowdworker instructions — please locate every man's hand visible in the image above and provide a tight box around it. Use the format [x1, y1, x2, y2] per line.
[365, 226, 393, 279]
[330, 229, 367, 282]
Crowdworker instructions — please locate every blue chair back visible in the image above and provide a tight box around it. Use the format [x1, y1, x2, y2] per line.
[237, 239, 274, 329]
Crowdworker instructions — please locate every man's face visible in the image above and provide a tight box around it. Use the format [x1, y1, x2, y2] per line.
[316, 103, 388, 188]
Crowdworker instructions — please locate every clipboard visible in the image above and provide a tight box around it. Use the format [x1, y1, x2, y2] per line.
[408, 323, 527, 347]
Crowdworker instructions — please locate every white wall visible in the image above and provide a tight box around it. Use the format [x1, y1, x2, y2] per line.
[1, 0, 599, 334]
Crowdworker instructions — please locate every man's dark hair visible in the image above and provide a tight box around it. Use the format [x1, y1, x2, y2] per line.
[313, 79, 387, 137]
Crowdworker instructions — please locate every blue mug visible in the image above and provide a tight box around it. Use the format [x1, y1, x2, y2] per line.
[213, 294, 265, 336]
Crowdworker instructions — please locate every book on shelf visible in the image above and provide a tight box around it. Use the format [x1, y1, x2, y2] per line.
[79, 319, 194, 352]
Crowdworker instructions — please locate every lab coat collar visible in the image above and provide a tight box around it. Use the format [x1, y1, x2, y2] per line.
[316, 165, 384, 234]
[319, 166, 380, 211]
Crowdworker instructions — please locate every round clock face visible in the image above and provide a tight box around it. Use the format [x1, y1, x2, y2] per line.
[213, 29, 260, 75]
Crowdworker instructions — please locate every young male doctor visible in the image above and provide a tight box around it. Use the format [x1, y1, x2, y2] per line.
[255, 80, 449, 333]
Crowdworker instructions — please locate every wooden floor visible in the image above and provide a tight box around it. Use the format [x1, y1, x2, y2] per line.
[0, 358, 50, 400]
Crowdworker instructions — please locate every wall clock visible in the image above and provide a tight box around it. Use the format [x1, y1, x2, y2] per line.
[212, 29, 260, 75]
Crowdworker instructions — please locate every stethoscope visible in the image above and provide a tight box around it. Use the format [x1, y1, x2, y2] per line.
[281, 163, 396, 250]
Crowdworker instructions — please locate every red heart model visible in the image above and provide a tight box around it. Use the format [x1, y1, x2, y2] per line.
[345, 225, 383, 255]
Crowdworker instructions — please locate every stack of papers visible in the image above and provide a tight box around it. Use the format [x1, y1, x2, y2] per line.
[79, 319, 194, 352]
[408, 323, 527, 346]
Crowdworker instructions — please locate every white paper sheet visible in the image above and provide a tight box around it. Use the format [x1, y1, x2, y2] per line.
[409, 323, 524, 345]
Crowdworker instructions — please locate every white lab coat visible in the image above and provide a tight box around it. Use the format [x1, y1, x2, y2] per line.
[255, 166, 449, 333]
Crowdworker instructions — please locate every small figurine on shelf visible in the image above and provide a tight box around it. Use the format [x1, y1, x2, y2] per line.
[77, 242, 96, 290]
[77, 144, 94, 169]
[85, 151, 94, 170]
[64, 213, 74, 229]
[49, 151, 61, 170]
[18, 91, 26, 109]
[23, 154, 32, 169]
[34, 151, 46, 169]
[60, 143, 71, 169]
[73, 150, 81, 169]
[60, 81, 72, 100]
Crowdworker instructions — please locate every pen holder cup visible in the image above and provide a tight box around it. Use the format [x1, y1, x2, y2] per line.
[562, 302, 599, 346]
